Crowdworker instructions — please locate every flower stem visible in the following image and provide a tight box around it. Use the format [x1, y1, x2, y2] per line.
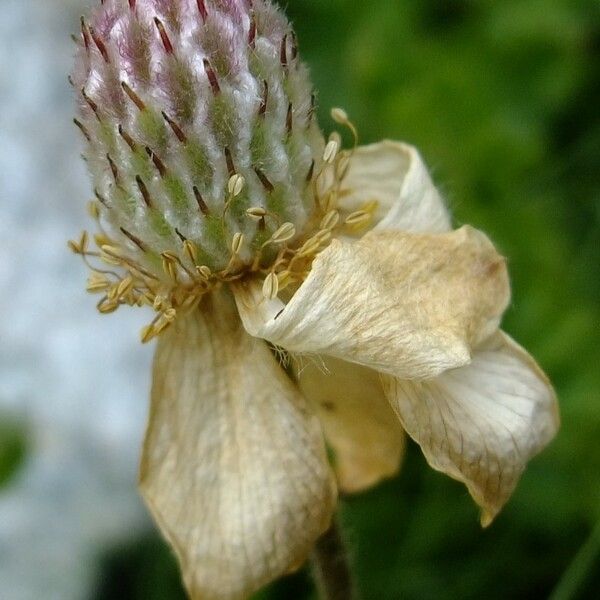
[311, 516, 355, 600]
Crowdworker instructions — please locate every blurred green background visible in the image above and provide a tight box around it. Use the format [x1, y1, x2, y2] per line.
[3, 0, 599, 598]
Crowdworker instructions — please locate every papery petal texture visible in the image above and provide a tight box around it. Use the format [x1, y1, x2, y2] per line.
[235, 226, 510, 380]
[383, 331, 559, 525]
[139, 294, 336, 600]
[296, 357, 405, 493]
[339, 141, 452, 233]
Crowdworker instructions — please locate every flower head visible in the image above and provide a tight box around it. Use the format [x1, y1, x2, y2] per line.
[70, 1, 559, 598]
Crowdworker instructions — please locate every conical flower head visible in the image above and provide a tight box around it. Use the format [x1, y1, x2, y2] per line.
[72, 0, 324, 278]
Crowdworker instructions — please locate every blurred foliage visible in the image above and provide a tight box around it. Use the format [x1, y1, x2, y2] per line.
[2, 0, 596, 598]
[0, 419, 28, 488]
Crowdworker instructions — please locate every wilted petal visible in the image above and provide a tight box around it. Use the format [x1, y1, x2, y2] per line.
[139, 295, 336, 600]
[339, 140, 452, 233]
[383, 331, 559, 525]
[235, 226, 509, 380]
[296, 357, 405, 493]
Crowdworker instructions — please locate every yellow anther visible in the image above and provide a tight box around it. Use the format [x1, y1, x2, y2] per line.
[323, 139, 339, 164]
[196, 265, 212, 280]
[345, 210, 371, 227]
[270, 222, 296, 244]
[97, 297, 119, 314]
[87, 201, 100, 220]
[262, 272, 279, 300]
[231, 232, 245, 255]
[140, 323, 156, 344]
[183, 240, 198, 264]
[246, 206, 267, 220]
[116, 276, 134, 298]
[86, 273, 110, 293]
[277, 270, 293, 290]
[330, 107, 349, 124]
[228, 173, 245, 197]
[320, 210, 340, 231]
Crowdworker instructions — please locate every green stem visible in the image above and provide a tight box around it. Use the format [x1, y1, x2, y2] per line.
[310, 517, 355, 600]
[550, 518, 600, 600]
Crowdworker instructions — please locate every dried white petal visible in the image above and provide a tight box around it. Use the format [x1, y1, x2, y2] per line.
[339, 140, 452, 233]
[297, 357, 405, 493]
[383, 331, 559, 525]
[139, 296, 336, 599]
[235, 226, 510, 380]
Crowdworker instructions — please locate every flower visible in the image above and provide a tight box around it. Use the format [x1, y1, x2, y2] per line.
[70, 1, 559, 598]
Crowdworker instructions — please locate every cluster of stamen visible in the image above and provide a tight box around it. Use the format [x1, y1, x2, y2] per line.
[71, 117, 376, 342]
[70, 1, 376, 342]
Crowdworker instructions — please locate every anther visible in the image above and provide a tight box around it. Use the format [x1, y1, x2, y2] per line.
[154, 17, 174, 54]
[224, 147, 236, 177]
[203, 59, 221, 95]
[120, 227, 147, 251]
[228, 174, 245, 197]
[145, 147, 167, 177]
[254, 168, 274, 192]
[161, 111, 187, 143]
[320, 210, 340, 231]
[246, 207, 267, 220]
[271, 222, 296, 244]
[331, 107, 349, 124]
[106, 154, 120, 183]
[121, 81, 146, 111]
[323, 139, 339, 164]
[291, 32, 299, 60]
[136, 175, 152, 207]
[248, 17, 257, 48]
[231, 232, 245, 255]
[196, 0, 208, 20]
[196, 265, 212, 280]
[118, 125, 137, 151]
[88, 27, 110, 63]
[262, 272, 279, 300]
[193, 186, 210, 216]
[183, 240, 199, 264]
[73, 118, 91, 142]
[258, 80, 269, 117]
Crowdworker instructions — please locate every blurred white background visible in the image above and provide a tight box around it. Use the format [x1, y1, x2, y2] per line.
[0, 1, 156, 598]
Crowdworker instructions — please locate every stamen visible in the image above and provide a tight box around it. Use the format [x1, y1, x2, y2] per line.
[80, 17, 90, 50]
[262, 272, 279, 300]
[228, 174, 245, 197]
[270, 222, 296, 244]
